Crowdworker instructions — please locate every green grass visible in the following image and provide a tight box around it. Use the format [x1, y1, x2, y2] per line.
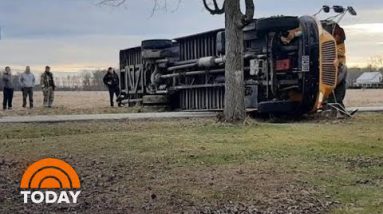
[1, 114, 383, 213]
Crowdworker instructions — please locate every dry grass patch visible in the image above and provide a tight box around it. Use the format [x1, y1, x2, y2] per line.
[1, 114, 383, 213]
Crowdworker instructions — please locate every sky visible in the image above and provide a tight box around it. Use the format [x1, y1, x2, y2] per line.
[0, 0, 382, 73]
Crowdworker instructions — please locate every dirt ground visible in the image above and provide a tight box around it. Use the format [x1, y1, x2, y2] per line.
[0, 89, 382, 117]
[0, 91, 130, 117]
[1, 114, 383, 213]
[344, 89, 383, 107]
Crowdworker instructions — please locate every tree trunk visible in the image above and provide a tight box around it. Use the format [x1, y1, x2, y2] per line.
[224, 0, 245, 122]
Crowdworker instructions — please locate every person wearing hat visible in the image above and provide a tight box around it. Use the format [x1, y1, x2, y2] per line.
[2, 66, 14, 110]
[19, 66, 36, 108]
[40, 66, 56, 108]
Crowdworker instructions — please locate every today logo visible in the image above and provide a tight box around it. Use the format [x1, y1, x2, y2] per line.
[19, 158, 81, 204]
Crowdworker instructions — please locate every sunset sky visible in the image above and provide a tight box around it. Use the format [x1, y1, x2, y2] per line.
[0, 0, 382, 73]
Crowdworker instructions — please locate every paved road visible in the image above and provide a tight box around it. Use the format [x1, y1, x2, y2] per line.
[347, 106, 383, 112]
[0, 112, 217, 123]
[0, 107, 382, 123]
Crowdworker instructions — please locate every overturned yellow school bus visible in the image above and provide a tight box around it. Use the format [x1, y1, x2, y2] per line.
[118, 5, 356, 115]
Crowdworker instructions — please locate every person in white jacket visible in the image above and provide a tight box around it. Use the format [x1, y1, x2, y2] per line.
[19, 66, 35, 108]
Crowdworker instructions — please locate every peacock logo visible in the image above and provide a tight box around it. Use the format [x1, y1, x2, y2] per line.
[20, 158, 81, 204]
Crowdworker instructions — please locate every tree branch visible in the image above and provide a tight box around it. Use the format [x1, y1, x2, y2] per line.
[241, 0, 254, 26]
[98, 0, 182, 16]
[98, 0, 126, 7]
[202, 0, 225, 15]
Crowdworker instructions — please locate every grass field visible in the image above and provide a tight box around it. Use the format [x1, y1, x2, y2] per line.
[1, 113, 383, 213]
[0, 89, 382, 117]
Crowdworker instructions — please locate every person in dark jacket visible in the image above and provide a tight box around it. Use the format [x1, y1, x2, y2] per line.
[103, 67, 120, 107]
[327, 24, 348, 118]
[2, 66, 14, 110]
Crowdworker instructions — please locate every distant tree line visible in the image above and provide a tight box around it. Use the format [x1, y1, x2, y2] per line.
[54, 69, 111, 91]
[79, 69, 109, 91]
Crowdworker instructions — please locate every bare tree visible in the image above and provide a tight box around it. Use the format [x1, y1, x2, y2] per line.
[203, 0, 254, 122]
[368, 55, 383, 71]
[82, 71, 92, 90]
[98, 0, 182, 16]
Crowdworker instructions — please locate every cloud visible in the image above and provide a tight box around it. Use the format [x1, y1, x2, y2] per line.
[0, 0, 382, 70]
[343, 23, 383, 33]
[0, 35, 142, 72]
[340, 22, 383, 67]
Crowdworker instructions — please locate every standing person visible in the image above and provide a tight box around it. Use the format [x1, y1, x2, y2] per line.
[328, 24, 348, 117]
[19, 66, 36, 108]
[103, 67, 120, 107]
[40, 66, 55, 108]
[2, 66, 14, 110]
